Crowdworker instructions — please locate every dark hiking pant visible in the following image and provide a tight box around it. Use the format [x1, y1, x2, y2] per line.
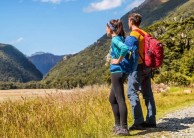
[109, 73, 128, 127]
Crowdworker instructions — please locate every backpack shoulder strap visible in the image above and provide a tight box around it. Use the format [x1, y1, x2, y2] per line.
[133, 29, 145, 65]
[134, 29, 145, 37]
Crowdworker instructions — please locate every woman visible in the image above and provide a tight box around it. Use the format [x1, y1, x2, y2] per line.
[106, 19, 129, 136]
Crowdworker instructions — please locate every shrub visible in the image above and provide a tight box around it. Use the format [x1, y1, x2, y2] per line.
[155, 71, 190, 86]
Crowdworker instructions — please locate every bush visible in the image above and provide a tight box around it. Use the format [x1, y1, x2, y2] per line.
[155, 71, 191, 86]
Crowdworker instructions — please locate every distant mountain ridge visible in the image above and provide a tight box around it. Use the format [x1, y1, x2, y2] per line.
[42, 0, 194, 89]
[121, 0, 189, 32]
[97, 0, 188, 43]
[28, 52, 73, 76]
[0, 43, 43, 82]
[31, 52, 46, 56]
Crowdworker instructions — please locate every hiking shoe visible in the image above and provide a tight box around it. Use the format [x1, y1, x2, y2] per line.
[129, 123, 145, 130]
[115, 127, 129, 136]
[141, 122, 157, 128]
[112, 125, 120, 133]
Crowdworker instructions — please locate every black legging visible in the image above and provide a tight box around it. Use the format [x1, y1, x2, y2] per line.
[109, 72, 128, 127]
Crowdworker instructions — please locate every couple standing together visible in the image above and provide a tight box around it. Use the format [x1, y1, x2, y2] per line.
[106, 13, 156, 136]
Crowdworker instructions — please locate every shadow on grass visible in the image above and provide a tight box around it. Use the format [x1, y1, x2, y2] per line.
[132, 117, 194, 136]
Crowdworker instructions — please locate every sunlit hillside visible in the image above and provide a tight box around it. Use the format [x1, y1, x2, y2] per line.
[43, 0, 194, 89]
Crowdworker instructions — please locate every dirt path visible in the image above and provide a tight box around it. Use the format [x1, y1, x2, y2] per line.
[134, 106, 194, 138]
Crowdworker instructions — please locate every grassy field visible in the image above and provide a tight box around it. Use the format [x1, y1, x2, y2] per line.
[0, 85, 194, 138]
[0, 89, 76, 102]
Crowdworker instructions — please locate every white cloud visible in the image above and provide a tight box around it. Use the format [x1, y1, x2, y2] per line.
[10, 37, 24, 45]
[84, 0, 125, 12]
[125, 0, 145, 10]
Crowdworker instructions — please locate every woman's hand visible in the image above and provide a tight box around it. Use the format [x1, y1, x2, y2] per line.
[111, 56, 124, 64]
[111, 59, 120, 64]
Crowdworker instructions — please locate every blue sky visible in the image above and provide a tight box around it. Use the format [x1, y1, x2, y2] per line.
[0, 0, 144, 56]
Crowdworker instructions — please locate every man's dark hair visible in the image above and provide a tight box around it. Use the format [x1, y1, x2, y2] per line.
[128, 13, 142, 27]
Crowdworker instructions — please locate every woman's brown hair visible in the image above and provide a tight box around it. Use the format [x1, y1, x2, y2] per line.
[107, 19, 125, 38]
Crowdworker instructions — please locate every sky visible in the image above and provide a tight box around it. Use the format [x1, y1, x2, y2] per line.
[0, 0, 145, 56]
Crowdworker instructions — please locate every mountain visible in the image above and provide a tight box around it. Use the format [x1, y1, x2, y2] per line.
[145, 0, 194, 85]
[0, 43, 43, 82]
[28, 52, 71, 76]
[43, 0, 194, 89]
[121, 0, 189, 31]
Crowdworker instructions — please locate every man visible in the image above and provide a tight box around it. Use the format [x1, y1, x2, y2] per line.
[127, 13, 156, 130]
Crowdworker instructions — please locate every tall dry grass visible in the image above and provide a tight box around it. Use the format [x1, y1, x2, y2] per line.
[0, 86, 194, 138]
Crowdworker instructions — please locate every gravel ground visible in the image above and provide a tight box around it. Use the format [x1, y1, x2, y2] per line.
[134, 106, 194, 138]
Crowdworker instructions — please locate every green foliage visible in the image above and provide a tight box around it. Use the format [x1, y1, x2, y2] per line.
[179, 48, 194, 76]
[166, 0, 194, 22]
[2, 0, 194, 89]
[155, 71, 190, 86]
[43, 0, 194, 89]
[42, 39, 111, 89]
[0, 81, 46, 90]
[0, 44, 43, 83]
[145, 15, 194, 86]
[121, 0, 190, 30]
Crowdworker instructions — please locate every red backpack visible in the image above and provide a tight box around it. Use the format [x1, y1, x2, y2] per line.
[135, 29, 164, 68]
